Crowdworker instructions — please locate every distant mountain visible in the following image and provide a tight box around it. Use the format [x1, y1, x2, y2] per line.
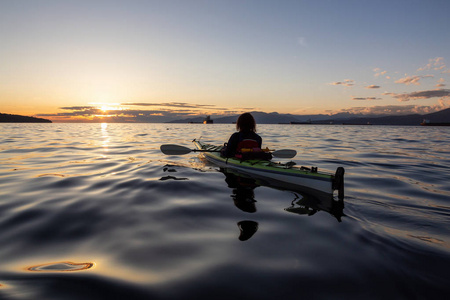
[216, 111, 303, 124]
[170, 111, 331, 124]
[170, 116, 206, 123]
[168, 108, 450, 125]
[0, 113, 52, 123]
[423, 108, 450, 123]
[335, 108, 450, 125]
[338, 114, 423, 125]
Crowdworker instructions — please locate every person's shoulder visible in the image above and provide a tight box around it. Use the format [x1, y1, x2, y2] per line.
[230, 132, 240, 138]
[252, 131, 262, 138]
[228, 132, 240, 141]
[253, 132, 262, 143]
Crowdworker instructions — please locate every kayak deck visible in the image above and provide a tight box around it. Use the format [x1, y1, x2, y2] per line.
[193, 139, 344, 198]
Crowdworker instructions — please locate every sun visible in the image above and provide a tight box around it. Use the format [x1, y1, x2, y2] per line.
[92, 103, 123, 117]
[99, 104, 122, 112]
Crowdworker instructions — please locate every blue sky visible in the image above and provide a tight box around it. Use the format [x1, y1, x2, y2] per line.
[1, 0, 449, 121]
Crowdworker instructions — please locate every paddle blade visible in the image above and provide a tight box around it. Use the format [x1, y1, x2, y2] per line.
[160, 144, 192, 155]
[272, 149, 297, 158]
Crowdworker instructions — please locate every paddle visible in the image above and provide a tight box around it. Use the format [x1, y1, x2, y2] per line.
[160, 144, 297, 158]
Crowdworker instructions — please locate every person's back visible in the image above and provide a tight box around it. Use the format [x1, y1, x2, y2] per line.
[222, 113, 269, 160]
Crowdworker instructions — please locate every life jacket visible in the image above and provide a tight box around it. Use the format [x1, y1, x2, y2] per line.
[235, 139, 272, 161]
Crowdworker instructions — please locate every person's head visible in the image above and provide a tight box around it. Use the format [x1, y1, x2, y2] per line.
[236, 113, 256, 132]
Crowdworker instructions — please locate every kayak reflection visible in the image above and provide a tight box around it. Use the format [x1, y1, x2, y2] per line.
[224, 171, 258, 213]
[221, 167, 345, 241]
[284, 193, 344, 222]
[237, 220, 259, 241]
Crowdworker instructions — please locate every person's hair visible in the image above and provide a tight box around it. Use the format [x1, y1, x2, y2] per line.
[236, 113, 256, 132]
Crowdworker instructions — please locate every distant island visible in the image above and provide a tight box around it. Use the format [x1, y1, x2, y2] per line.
[0, 113, 52, 123]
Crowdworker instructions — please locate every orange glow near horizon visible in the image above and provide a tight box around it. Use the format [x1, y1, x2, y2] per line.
[2, 97, 449, 123]
[1, 2, 450, 125]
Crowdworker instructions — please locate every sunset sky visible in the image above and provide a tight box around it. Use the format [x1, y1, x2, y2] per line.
[1, 0, 450, 122]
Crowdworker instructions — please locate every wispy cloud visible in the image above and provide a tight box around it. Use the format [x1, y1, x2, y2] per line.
[342, 104, 447, 115]
[417, 57, 447, 72]
[351, 97, 382, 101]
[121, 102, 217, 109]
[39, 109, 205, 122]
[395, 75, 434, 85]
[37, 102, 249, 122]
[329, 79, 355, 87]
[373, 68, 387, 77]
[384, 89, 450, 102]
[436, 78, 446, 87]
[297, 37, 307, 46]
[365, 85, 380, 89]
[60, 106, 97, 111]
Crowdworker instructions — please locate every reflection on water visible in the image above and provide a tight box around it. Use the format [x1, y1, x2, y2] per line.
[26, 261, 94, 272]
[224, 171, 258, 213]
[237, 221, 259, 241]
[101, 122, 109, 153]
[284, 194, 344, 222]
[0, 123, 449, 299]
[221, 167, 345, 241]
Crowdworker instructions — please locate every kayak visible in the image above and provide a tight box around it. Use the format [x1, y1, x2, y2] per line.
[193, 139, 344, 199]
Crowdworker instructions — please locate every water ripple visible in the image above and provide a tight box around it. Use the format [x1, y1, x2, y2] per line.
[0, 123, 449, 299]
[26, 262, 94, 272]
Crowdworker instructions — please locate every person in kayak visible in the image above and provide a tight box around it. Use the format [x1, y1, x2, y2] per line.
[222, 112, 271, 160]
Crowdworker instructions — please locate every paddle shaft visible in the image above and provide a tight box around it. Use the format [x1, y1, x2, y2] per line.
[160, 144, 296, 158]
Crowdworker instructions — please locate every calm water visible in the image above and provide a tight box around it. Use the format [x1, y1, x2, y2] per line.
[0, 123, 449, 299]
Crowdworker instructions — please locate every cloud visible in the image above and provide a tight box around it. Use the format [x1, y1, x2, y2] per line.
[120, 102, 236, 112]
[342, 104, 448, 116]
[38, 101, 248, 122]
[351, 97, 382, 101]
[395, 75, 434, 85]
[373, 68, 388, 77]
[395, 76, 420, 85]
[365, 85, 380, 89]
[330, 79, 355, 87]
[38, 108, 206, 122]
[374, 70, 387, 77]
[56, 106, 102, 116]
[385, 89, 450, 102]
[436, 78, 446, 87]
[417, 57, 447, 72]
[297, 37, 307, 46]
[60, 106, 97, 110]
[121, 102, 217, 109]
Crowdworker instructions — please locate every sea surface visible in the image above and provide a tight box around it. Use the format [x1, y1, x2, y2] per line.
[0, 123, 449, 299]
